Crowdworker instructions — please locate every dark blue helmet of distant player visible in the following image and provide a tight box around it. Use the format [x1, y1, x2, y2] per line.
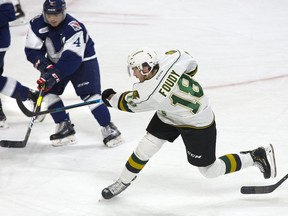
[43, 0, 66, 15]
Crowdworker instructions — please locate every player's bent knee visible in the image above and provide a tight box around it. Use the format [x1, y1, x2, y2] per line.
[135, 133, 166, 161]
[44, 93, 61, 107]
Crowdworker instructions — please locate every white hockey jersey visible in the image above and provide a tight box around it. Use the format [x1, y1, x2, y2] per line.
[110, 49, 214, 128]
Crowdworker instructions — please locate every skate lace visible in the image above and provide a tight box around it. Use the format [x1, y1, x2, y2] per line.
[253, 151, 269, 174]
[108, 181, 127, 195]
[254, 161, 265, 173]
[55, 122, 67, 133]
[102, 124, 117, 138]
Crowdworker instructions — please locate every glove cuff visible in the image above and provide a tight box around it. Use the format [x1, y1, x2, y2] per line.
[51, 73, 60, 83]
[101, 88, 117, 107]
[102, 88, 116, 100]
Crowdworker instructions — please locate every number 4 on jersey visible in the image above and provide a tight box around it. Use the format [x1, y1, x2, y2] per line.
[73, 37, 81, 47]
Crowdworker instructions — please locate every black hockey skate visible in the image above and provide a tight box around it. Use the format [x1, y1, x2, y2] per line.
[0, 101, 8, 129]
[50, 120, 76, 147]
[101, 122, 123, 147]
[27, 89, 38, 103]
[10, 4, 27, 27]
[241, 144, 276, 179]
[102, 180, 131, 199]
[15, 4, 25, 19]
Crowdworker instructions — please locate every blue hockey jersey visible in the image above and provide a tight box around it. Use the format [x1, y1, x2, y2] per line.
[0, 0, 16, 51]
[25, 13, 97, 80]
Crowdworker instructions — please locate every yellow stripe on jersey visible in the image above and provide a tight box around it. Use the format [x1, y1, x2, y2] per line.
[118, 92, 133, 112]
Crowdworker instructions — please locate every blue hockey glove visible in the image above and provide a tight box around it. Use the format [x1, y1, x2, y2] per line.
[34, 56, 54, 73]
[102, 88, 116, 107]
[37, 68, 60, 92]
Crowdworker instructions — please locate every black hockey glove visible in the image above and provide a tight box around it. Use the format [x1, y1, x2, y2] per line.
[37, 68, 60, 92]
[34, 56, 54, 73]
[102, 88, 116, 107]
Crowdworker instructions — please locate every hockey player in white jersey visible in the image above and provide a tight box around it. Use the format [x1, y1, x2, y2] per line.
[101, 47, 277, 199]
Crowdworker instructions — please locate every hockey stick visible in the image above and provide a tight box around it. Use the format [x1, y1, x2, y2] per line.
[0, 90, 44, 148]
[241, 173, 288, 194]
[16, 94, 102, 117]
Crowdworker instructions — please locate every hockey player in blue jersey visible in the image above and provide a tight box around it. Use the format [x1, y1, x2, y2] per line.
[24, 0, 123, 147]
[0, 0, 39, 129]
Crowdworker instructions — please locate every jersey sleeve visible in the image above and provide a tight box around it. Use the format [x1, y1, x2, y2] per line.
[109, 89, 158, 113]
[24, 15, 48, 64]
[176, 50, 198, 76]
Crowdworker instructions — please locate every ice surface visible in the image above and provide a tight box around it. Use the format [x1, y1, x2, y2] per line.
[1, 0, 288, 215]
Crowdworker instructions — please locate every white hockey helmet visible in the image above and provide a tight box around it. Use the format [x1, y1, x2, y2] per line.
[127, 47, 158, 77]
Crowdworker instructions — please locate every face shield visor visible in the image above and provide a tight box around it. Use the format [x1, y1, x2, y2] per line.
[43, 0, 66, 18]
[127, 62, 154, 77]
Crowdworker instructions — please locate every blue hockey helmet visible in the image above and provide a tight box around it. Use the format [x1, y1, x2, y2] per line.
[43, 0, 66, 14]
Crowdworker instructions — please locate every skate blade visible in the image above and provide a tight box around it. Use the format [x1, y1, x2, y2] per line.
[51, 135, 77, 147]
[9, 18, 27, 27]
[105, 136, 124, 148]
[265, 144, 277, 178]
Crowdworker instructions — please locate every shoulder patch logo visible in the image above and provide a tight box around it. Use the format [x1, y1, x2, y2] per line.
[39, 26, 49, 34]
[132, 90, 140, 99]
[68, 20, 82, 31]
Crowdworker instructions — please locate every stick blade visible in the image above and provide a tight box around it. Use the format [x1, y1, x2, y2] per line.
[0, 140, 26, 148]
[241, 186, 274, 194]
[241, 173, 288, 194]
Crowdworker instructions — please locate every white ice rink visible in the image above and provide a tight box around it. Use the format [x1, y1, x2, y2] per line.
[1, 0, 288, 215]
